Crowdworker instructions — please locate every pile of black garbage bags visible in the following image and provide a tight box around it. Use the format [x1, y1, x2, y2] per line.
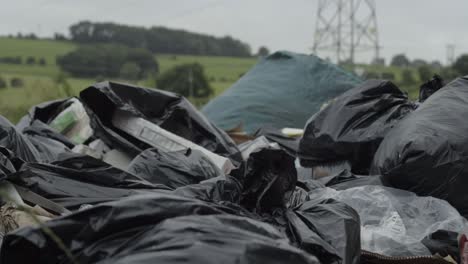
[0, 76, 467, 264]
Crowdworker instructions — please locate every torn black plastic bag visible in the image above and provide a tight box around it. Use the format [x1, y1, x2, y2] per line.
[1, 193, 320, 264]
[299, 80, 416, 174]
[371, 76, 468, 217]
[79, 81, 243, 168]
[8, 153, 170, 210]
[16, 98, 78, 147]
[128, 148, 222, 189]
[0, 115, 41, 162]
[238, 138, 297, 211]
[16, 98, 83, 162]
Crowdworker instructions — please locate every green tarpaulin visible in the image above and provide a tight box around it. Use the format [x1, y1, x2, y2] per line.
[202, 51, 362, 133]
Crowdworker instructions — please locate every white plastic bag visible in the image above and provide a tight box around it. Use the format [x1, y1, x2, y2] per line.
[309, 185, 468, 256]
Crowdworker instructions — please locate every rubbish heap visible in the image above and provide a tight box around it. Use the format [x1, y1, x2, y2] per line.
[0, 54, 466, 264]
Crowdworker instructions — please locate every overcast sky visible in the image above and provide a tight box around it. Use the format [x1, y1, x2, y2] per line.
[1, 0, 467, 64]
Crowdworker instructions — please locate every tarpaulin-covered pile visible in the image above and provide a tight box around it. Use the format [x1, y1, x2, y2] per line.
[202, 51, 362, 133]
[0, 68, 467, 264]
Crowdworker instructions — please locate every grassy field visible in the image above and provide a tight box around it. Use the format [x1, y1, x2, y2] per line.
[0, 37, 423, 123]
[0, 37, 258, 122]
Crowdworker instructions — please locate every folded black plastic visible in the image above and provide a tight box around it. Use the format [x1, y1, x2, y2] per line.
[8, 153, 170, 210]
[422, 230, 460, 263]
[299, 80, 416, 174]
[128, 148, 222, 189]
[0, 193, 320, 264]
[0, 115, 41, 162]
[79, 81, 243, 168]
[419, 75, 444, 102]
[371, 76, 468, 217]
[253, 127, 300, 156]
[0, 147, 18, 179]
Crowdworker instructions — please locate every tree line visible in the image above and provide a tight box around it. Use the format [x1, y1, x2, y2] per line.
[56, 44, 158, 79]
[69, 21, 251, 57]
[0, 56, 46, 66]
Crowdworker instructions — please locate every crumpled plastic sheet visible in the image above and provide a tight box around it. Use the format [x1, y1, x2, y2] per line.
[308, 185, 468, 256]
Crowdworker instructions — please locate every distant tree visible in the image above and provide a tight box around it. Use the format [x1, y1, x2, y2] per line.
[125, 48, 159, 78]
[453, 54, 468, 75]
[440, 67, 458, 82]
[16, 33, 23, 39]
[26, 56, 36, 65]
[68, 21, 251, 57]
[418, 65, 432, 82]
[412, 59, 427, 68]
[14, 56, 22, 64]
[120, 62, 140, 80]
[381, 72, 395, 81]
[430, 60, 443, 69]
[0, 76, 7, 89]
[57, 44, 158, 78]
[38, 58, 46, 66]
[257, 46, 270, 57]
[26, 33, 37, 40]
[54, 33, 67, 41]
[10, 77, 24, 88]
[401, 69, 416, 85]
[391, 54, 410, 67]
[156, 63, 213, 98]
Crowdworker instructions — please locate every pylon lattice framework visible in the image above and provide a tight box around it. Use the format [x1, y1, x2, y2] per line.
[313, 0, 380, 64]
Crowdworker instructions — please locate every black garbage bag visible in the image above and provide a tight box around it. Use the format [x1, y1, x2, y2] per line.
[0, 115, 41, 162]
[286, 198, 361, 264]
[419, 75, 444, 102]
[176, 141, 361, 264]
[8, 153, 170, 210]
[299, 80, 416, 174]
[128, 148, 222, 189]
[79, 81, 243, 168]
[0, 193, 320, 264]
[371, 76, 468, 217]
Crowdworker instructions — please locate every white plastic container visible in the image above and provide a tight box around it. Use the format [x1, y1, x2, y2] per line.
[112, 109, 233, 174]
